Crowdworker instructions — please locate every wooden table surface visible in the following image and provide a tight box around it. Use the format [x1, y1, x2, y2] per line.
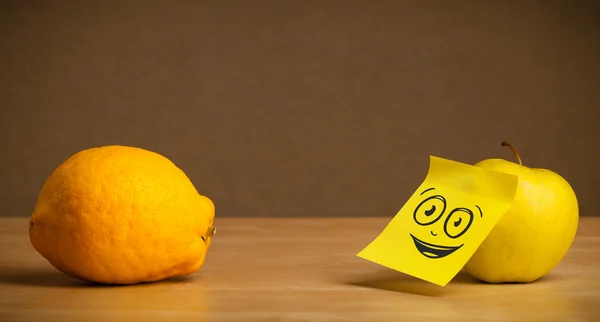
[1, 216, 599, 322]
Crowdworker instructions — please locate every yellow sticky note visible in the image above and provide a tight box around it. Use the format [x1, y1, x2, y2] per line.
[357, 156, 519, 286]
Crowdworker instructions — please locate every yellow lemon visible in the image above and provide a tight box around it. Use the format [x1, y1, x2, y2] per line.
[29, 145, 216, 285]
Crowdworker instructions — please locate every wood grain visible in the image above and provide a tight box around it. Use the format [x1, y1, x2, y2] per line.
[1, 217, 599, 321]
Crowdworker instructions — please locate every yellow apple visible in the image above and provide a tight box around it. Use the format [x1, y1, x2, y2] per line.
[463, 141, 579, 283]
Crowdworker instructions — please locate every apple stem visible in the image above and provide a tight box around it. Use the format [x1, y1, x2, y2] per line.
[501, 141, 522, 165]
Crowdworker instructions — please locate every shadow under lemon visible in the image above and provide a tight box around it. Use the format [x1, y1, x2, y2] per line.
[0, 268, 197, 289]
[0, 269, 211, 315]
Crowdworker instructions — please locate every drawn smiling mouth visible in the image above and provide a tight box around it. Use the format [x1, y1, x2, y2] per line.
[410, 234, 463, 259]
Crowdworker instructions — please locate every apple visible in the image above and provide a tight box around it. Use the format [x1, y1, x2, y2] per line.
[463, 141, 579, 283]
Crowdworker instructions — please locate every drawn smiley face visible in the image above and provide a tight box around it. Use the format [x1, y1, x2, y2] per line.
[409, 187, 483, 259]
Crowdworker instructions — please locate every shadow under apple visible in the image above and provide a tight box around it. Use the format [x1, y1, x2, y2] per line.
[343, 270, 477, 296]
[344, 269, 563, 297]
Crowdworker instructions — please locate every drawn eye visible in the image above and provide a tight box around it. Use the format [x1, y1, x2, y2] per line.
[444, 208, 474, 239]
[414, 195, 446, 226]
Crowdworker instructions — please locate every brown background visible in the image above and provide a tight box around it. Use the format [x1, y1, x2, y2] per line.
[1, 1, 598, 218]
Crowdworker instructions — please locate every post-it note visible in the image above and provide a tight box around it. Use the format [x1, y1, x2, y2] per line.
[357, 156, 519, 286]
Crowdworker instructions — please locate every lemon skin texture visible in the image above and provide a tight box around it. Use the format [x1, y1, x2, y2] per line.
[29, 145, 215, 285]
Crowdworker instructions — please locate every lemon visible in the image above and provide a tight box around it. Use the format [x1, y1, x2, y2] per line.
[29, 145, 215, 285]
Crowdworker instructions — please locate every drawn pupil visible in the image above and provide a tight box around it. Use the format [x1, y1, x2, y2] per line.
[425, 205, 436, 216]
[454, 217, 462, 227]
